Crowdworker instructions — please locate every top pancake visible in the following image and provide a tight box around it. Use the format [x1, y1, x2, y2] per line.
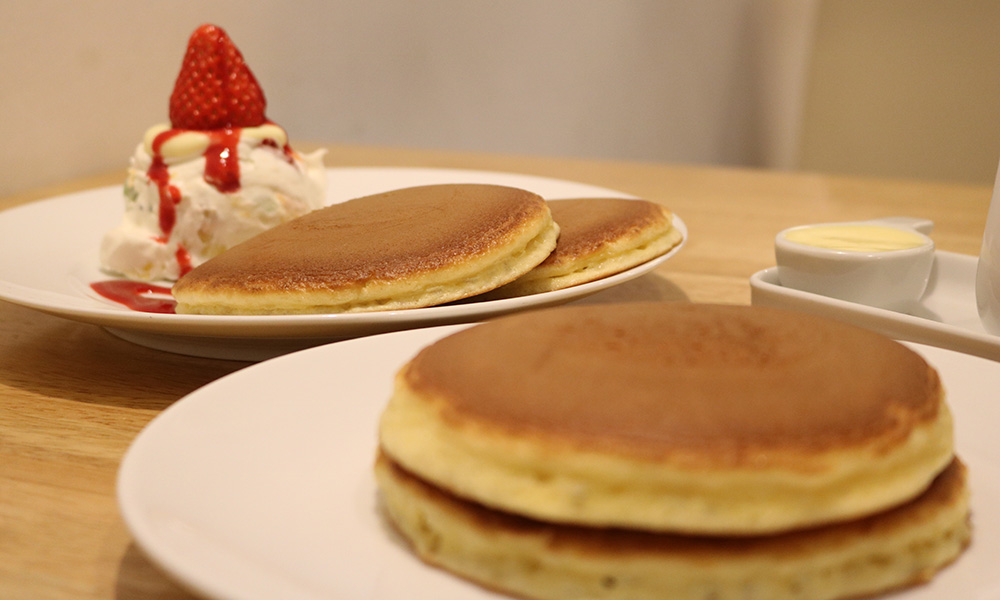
[486, 197, 682, 297]
[172, 184, 559, 314]
[378, 302, 954, 533]
[403, 303, 940, 460]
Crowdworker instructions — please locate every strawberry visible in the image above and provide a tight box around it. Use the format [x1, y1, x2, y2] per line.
[169, 24, 267, 130]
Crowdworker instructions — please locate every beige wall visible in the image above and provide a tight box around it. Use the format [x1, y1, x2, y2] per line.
[797, 0, 1000, 184]
[1, 0, 815, 197]
[4, 0, 997, 198]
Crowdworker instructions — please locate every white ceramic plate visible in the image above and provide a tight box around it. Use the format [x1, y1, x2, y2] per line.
[752, 251, 1000, 362]
[0, 167, 686, 360]
[117, 324, 1000, 600]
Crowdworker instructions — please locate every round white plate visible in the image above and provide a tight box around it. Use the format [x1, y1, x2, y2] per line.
[117, 324, 1000, 600]
[0, 167, 686, 360]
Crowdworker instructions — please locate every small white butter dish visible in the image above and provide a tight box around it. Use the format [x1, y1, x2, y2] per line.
[775, 217, 935, 310]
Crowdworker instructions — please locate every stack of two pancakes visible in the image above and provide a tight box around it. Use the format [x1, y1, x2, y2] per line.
[171, 184, 683, 314]
[375, 303, 971, 600]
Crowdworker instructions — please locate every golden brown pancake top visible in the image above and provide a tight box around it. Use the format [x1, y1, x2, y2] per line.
[174, 184, 548, 293]
[540, 198, 671, 267]
[402, 303, 942, 464]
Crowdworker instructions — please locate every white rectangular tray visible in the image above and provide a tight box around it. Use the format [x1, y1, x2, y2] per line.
[750, 251, 1000, 362]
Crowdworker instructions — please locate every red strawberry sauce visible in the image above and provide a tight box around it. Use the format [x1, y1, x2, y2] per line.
[90, 281, 176, 314]
[150, 127, 245, 238]
[203, 128, 242, 193]
[148, 130, 184, 238]
[261, 137, 297, 166]
[147, 126, 250, 277]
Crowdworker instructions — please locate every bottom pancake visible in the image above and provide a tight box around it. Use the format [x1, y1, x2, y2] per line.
[376, 453, 970, 600]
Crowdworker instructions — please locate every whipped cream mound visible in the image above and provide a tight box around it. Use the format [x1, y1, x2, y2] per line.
[100, 124, 327, 282]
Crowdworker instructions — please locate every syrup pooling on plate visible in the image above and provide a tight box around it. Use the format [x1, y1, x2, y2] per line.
[90, 281, 176, 314]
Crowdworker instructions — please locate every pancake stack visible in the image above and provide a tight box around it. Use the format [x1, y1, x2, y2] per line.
[171, 185, 684, 314]
[375, 303, 971, 600]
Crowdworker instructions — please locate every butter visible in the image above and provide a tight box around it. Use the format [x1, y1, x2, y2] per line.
[782, 224, 927, 253]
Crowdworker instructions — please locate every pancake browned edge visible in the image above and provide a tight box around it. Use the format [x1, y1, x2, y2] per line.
[376, 453, 970, 600]
[379, 303, 956, 536]
[483, 197, 683, 298]
[171, 184, 559, 314]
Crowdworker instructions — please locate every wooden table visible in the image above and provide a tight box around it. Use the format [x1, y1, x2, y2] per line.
[0, 144, 992, 599]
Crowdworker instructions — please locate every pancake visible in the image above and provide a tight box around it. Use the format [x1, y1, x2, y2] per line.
[172, 184, 559, 314]
[377, 303, 954, 535]
[375, 453, 970, 600]
[485, 197, 683, 298]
